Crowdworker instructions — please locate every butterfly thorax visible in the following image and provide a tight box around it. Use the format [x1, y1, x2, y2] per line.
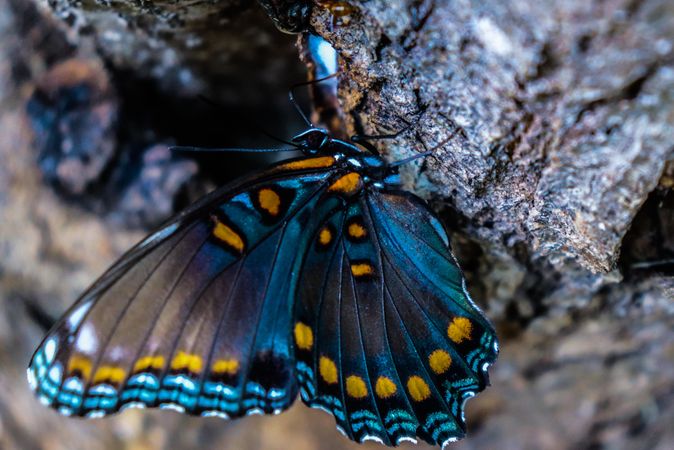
[291, 127, 400, 194]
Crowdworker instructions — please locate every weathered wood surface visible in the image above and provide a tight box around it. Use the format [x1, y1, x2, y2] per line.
[1, 1, 672, 449]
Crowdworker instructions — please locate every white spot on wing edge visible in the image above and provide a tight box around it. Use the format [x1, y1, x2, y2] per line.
[44, 337, 57, 362]
[461, 278, 481, 312]
[201, 410, 229, 419]
[27, 368, 37, 390]
[86, 410, 107, 418]
[442, 436, 460, 449]
[362, 435, 384, 444]
[397, 436, 418, 445]
[159, 403, 185, 413]
[75, 324, 98, 353]
[460, 391, 476, 423]
[67, 300, 93, 330]
[245, 407, 264, 416]
[121, 402, 146, 412]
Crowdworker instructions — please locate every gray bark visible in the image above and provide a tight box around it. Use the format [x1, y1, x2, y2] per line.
[1, 1, 673, 449]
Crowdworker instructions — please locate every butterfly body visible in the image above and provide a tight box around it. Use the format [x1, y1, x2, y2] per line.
[29, 129, 498, 446]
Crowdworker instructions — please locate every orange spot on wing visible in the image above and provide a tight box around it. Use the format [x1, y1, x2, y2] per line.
[346, 375, 368, 399]
[279, 156, 335, 171]
[294, 322, 314, 350]
[447, 317, 472, 344]
[133, 355, 165, 372]
[67, 355, 92, 381]
[328, 172, 362, 195]
[375, 376, 397, 399]
[92, 365, 126, 384]
[212, 359, 239, 375]
[212, 219, 245, 253]
[258, 188, 281, 216]
[351, 263, 374, 277]
[348, 222, 367, 239]
[428, 349, 452, 374]
[319, 356, 338, 384]
[171, 351, 203, 373]
[407, 375, 431, 402]
[318, 227, 333, 245]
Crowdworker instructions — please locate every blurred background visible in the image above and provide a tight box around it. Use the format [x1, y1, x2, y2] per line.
[1, 1, 673, 449]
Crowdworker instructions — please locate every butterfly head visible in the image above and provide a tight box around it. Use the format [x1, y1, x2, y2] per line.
[291, 127, 331, 154]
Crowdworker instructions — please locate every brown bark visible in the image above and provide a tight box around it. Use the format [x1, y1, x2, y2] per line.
[1, 1, 673, 449]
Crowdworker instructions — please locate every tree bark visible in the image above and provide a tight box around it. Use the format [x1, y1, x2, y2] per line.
[1, 1, 673, 449]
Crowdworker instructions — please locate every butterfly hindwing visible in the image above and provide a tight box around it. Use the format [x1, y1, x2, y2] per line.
[28, 156, 340, 419]
[294, 190, 498, 446]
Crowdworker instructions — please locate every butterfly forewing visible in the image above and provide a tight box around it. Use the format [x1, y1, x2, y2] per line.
[28, 156, 339, 418]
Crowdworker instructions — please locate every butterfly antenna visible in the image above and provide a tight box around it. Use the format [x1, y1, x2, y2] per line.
[196, 95, 301, 149]
[170, 146, 300, 154]
[289, 73, 339, 128]
[258, 130, 303, 148]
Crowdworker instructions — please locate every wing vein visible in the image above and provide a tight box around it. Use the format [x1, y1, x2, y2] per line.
[362, 196, 417, 431]
[379, 243, 481, 383]
[132, 232, 219, 403]
[370, 195, 457, 268]
[336, 246, 354, 439]
[310, 210, 346, 399]
[236, 221, 288, 414]
[367, 196, 479, 322]
[345, 238, 389, 444]
[197, 258, 246, 410]
[75, 223, 203, 413]
[366, 197, 471, 414]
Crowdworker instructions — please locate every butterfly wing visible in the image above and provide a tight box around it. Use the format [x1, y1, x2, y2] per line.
[294, 188, 498, 446]
[28, 155, 340, 419]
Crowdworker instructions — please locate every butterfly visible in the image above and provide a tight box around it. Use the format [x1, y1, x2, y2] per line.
[28, 123, 498, 447]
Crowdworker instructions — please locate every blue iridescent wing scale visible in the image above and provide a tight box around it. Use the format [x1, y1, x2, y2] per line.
[293, 188, 498, 446]
[28, 155, 340, 419]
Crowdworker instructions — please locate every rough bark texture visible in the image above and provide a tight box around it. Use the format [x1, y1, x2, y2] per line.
[1, 1, 673, 450]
